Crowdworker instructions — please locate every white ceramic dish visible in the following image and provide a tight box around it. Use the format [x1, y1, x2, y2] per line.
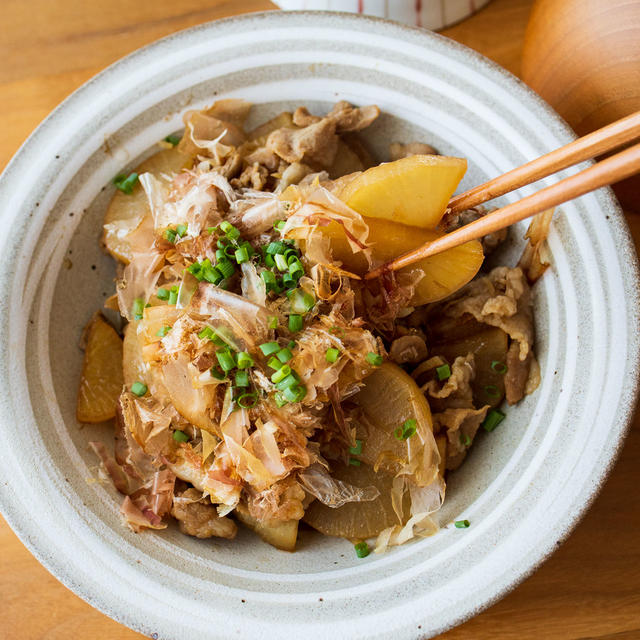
[0, 11, 638, 640]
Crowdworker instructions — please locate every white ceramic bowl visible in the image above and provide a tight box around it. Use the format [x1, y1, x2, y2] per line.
[0, 11, 638, 640]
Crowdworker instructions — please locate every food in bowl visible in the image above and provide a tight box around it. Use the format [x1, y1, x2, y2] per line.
[78, 99, 547, 554]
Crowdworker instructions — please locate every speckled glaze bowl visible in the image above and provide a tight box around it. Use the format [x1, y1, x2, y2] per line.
[0, 11, 638, 640]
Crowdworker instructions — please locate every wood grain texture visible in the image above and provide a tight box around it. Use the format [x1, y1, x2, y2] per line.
[522, 0, 640, 213]
[1, 1, 639, 639]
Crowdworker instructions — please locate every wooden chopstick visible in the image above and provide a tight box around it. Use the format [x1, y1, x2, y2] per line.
[447, 110, 640, 215]
[365, 142, 640, 279]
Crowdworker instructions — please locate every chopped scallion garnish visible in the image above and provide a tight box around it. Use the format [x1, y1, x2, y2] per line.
[490, 360, 508, 375]
[325, 347, 340, 363]
[164, 134, 181, 146]
[366, 352, 383, 366]
[271, 365, 292, 384]
[236, 351, 254, 370]
[274, 392, 288, 408]
[268, 315, 278, 329]
[164, 228, 177, 244]
[220, 220, 240, 240]
[436, 364, 451, 381]
[156, 325, 171, 337]
[267, 356, 282, 370]
[259, 342, 280, 356]
[454, 520, 470, 529]
[460, 432, 472, 447]
[132, 298, 145, 321]
[168, 288, 178, 306]
[483, 384, 500, 398]
[283, 384, 306, 403]
[216, 350, 236, 372]
[176, 223, 187, 238]
[354, 541, 370, 558]
[235, 370, 250, 388]
[131, 381, 148, 397]
[394, 418, 417, 441]
[210, 366, 227, 380]
[274, 253, 289, 272]
[172, 430, 189, 443]
[348, 458, 361, 467]
[288, 314, 303, 332]
[237, 392, 259, 409]
[276, 348, 293, 363]
[156, 288, 170, 301]
[275, 373, 299, 391]
[265, 241, 287, 255]
[288, 288, 315, 313]
[113, 172, 139, 194]
[235, 246, 250, 264]
[482, 408, 505, 432]
[349, 439, 363, 455]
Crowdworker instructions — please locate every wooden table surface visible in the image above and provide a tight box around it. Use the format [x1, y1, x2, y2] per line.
[1, 1, 639, 638]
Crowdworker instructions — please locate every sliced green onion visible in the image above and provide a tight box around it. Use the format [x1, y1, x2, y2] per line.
[156, 288, 170, 301]
[287, 340, 296, 350]
[276, 373, 300, 391]
[217, 237, 230, 249]
[132, 298, 145, 321]
[236, 351, 254, 370]
[271, 365, 292, 384]
[220, 220, 240, 240]
[283, 384, 306, 403]
[210, 366, 227, 380]
[348, 458, 362, 467]
[208, 226, 219, 235]
[267, 356, 282, 370]
[354, 541, 369, 558]
[454, 519, 470, 529]
[113, 172, 138, 194]
[176, 223, 188, 238]
[349, 439, 363, 455]
[235, 370, 250, 388]
[265, 241, 287, 255]
[172, 430, 189, 443]
[164, 228, 177, 244]
[288, 259, 304, 280]
[259, 342, 280, 356]
[268, 315, 278, 329]
[216, 259, 235, 280]
[164, 134, 181, 146]
[274, 253, 289, 272]
[131, 381, 148, 397]
[482, 408, 506, 432]
[274, 220, 286, 231]
[224, 244, 237, 259]
[288, 314, 303, 332]
[264, 252, 275, 268]
[436, 364, 451, 381]
[187, 261, 203, 281]
[394, 418, 417, 441]
[274, 392, 288, 408]
[237, 392, 259, 409]
[276, 348, 293, 363]
[288, 288, 315, 313]
[483, 384, 500, 398]
[156, 325, 171, 337]
[235, 246, 250, 264]
[282, 272, 297, 289]
[366, 352, 383, 366]
[216, 350, 236, 372]
[215, 248, 226, 261]
[325, 347, 340, 363]
[261, 270, 277, 291]
[460, 432, 472, 447]
[168, 289, 178, 305]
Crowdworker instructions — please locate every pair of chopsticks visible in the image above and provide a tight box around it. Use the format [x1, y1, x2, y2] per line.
[366, 111, 640, 280]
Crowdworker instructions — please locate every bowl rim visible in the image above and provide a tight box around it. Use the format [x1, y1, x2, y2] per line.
[1, 9, 639, 638]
